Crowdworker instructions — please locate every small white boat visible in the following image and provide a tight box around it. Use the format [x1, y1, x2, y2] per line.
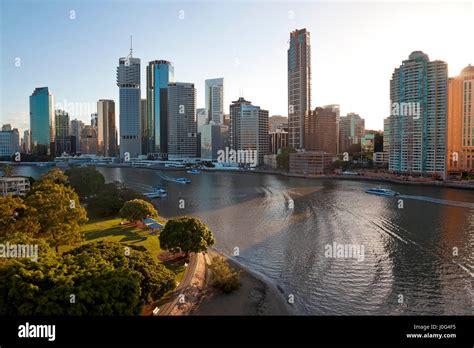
[365, 187, 399, 196]
[176, 178, 191, 184]
[187, 169, 200, 174]
[143, 187, 167, 198]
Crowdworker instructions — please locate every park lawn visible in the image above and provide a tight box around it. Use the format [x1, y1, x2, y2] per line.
[60, 217, 163, 257]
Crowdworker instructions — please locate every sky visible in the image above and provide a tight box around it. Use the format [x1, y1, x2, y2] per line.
[1, 0, 473, 136]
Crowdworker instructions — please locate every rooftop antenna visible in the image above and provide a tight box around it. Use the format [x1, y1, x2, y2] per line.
[129, 35, 133, 58]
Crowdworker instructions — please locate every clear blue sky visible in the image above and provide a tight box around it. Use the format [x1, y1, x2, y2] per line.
[1, 0, 473, 135]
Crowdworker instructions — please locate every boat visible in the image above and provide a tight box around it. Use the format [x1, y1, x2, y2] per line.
[176, 178, 191, 184]
[365, 187, 399, 196]
[143, 187, 167, 198]
[187, 169, 200, 174]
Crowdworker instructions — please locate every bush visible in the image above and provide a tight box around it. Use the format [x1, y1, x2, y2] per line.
[209, 256, 241, 294]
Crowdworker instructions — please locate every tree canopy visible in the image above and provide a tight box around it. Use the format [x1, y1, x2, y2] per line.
[0, 241, 175, 315]
[40, 167, 68, 185]
[119, 199, 158, 223]
[277, 147, 297, 171]
[64, 166, 105, 200]
[159, 216, 215, 258]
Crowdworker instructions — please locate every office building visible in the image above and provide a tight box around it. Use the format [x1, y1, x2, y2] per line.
[229, 97, 269, 165]
[70, 119, 84, 154]
[80, 125, 98, 155]
[29, 87, 54, 155]
[205, 78, 224, 124]
[117, 49, 141, 159]
[304, 106, 337, 155]
[339, 113, 365, 153]
[269, 129, 289, 154]
[289, 151, 332, 175]
[167, 82, 197, 159]
[0, 128, 20, 159]
[97, 99, 117, 157]
[54, 109, 71, 156]
[146, 60, 175, 158]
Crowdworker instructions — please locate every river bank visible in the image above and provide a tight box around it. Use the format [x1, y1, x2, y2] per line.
[192, 249, 294, 316]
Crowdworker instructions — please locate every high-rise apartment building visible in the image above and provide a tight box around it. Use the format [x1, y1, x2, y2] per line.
[117, 50, 141, 160]
[288, 28, 311, 149]
[229, 97, 269, 165]
[146, 60, 175, 158]
[205, 78, 224, 124]
[304, 107, 337, 155]
[97, 99, 117, 157]
[389, 51, 447, 178]
[80, 125, 98, 155]
[167, 82, 197, 159]
[447, 64, 474, 173]
[29, 87, 54, 155]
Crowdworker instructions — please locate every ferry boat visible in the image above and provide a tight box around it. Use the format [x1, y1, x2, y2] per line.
[365, 187, 399, 196]
[187, 169, 200, 174]
[176, 178, 191, 184]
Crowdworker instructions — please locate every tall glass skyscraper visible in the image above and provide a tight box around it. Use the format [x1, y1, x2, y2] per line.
[97, 99, 117, 157]
[389, 51, 448, 178]
[117, 51, 141, 160]
[146, 60, 175, 159]
[205, 78, 224, 124]
[54, 109, 70, 156]
[288, 28, 311, 149]
[29, 87, 54, 155]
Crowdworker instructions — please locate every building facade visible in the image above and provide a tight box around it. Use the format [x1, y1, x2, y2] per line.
[0, 128, 20, 159]
[229, 97, 269, 165]
[269, 129, 289, 154]
[70, 119, 84, 154]
[167, 82, 197, 159]
[289, 151, 332, 175]
[205, 78, 224, 124]
[339, 113, 365, 153]
[117, 53, 141, 160]
[29, 87, 54, 155]
[54, 109, 71, 156]
[304, 107, 337, 155]
[288, 28, 311, 149]
[146, 60, 175, 158]
[0, 177, 30, 196]
[389, 51, 447, 178]
[447, 64, 474, 173]
[80, 125, 98, 155]
[97, 99, 117, 157]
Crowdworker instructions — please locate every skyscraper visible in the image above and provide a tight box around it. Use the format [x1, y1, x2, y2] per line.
[0, 127, 19, 159]
[54, 109, 71, 156]
[29, 87, 54, 155]
[146, 60, 175, 158]
[70, 119, 84, 154]
[323, 104, 340, 154]
[167, 82, 197, 159]
[389, 51, 447, 178]
[197, 108, 207, 127]
[288, 28, 311, 149]
[229, 97, 269, 165]
[97, 99, 117, 157]
[117, 48, 141, 160]
[21, 130, 30, 154]
[447, 65, 474, 173]
[140, 98, 147, 155]
[304, 107, 337, 155]
[205, 78, 224, 124]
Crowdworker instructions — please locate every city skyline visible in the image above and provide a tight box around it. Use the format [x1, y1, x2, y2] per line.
[1, 1, 473, 135]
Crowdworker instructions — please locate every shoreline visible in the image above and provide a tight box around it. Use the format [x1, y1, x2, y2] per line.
[7, 161, 474, 190]
[191, 248, 295, 316]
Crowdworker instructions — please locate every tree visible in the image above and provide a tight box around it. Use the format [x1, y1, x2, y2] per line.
[209, 256, 241, 293]
[25, 181, 88, 255]
[277, 147, 297, 171]
[119, 199, 158, 224]
[87, 181, 147, 218]
[0, 195, 39, 238]
[40, 167, 68, 185]
[0, 164, 15, 177]
[0, 241, 175, 315]
[64, 166, 105, 200]
[159, 216, 215, 258]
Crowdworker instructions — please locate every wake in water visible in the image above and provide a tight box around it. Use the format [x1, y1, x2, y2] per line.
[398, 195, 474, 208]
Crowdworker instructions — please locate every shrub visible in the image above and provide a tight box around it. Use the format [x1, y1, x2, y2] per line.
[209, 256, 241, 293]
